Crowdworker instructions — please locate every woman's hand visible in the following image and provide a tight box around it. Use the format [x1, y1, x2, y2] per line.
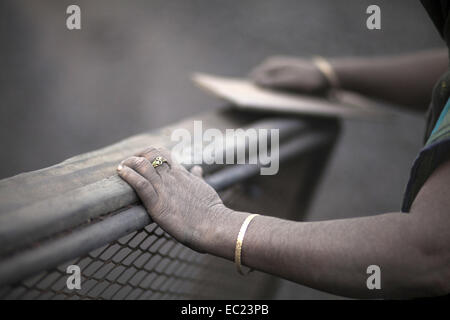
[117, 146, 230, 252]
[250, 56, 330, 94]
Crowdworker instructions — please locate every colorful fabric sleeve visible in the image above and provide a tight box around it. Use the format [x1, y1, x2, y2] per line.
[402, 97, 450, 212]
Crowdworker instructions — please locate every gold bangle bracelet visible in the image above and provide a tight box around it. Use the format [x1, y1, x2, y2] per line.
[312, 56, 340, 89]
[235, 214, 259, 275]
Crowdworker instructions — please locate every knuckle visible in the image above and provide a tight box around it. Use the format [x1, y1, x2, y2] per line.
[135, 178, 150, 191]
[133, 157, 148, 169]
[142, 146, 157, 154]
[158, 147, 171, 159]
[139, 146, 158, 159]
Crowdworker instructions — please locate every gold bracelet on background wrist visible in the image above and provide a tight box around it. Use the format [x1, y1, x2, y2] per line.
[312, 55, 340, 89]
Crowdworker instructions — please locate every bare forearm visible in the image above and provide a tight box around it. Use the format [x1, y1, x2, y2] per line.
[206, 209, 448, 299]
[118, 147, 450, 299]
[331, 48, 448, 110]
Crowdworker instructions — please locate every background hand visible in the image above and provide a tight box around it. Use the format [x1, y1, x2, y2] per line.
[250, 56, 330, 94]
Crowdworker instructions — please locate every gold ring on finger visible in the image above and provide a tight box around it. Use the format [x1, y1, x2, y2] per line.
[151, 156, 168, 168]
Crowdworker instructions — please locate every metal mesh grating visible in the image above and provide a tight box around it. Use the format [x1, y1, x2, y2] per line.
[0, 144, 335, 300]
[0, 220, 272, 300]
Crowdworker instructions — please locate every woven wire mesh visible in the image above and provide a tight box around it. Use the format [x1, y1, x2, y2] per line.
[0, 180, 287, 300]
[0, 220, 272, 300]
[0, 153, 325, 300]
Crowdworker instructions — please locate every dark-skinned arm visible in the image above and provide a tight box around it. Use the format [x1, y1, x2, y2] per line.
[251, 49, 448, 111]
[204, 159, 450, 299]
[117, 148, 450, 299]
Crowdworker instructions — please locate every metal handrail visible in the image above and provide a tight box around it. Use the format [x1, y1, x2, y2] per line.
[0, 110, 339, 288]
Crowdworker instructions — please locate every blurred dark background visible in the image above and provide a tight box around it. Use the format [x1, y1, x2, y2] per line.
[0, 0, 444, 298]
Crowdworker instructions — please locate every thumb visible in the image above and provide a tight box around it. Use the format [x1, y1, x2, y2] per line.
[190, 165, 203, 178]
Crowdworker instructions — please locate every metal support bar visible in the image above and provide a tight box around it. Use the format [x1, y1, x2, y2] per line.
[0, 117, 310, 256]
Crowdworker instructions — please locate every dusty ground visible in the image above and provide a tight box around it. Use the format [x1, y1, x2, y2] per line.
[0, 0, 443, 298]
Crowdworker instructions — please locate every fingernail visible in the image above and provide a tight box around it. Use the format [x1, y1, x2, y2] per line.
[117, 164, 123, 172]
